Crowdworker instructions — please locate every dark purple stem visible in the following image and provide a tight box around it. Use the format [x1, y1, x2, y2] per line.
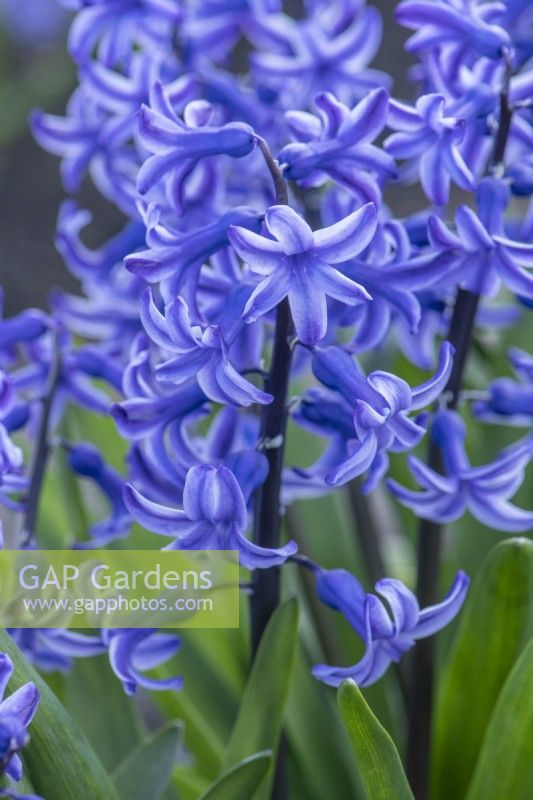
[250, 140, 293, 656]
[406, 66, 514, 799]
[250, 139, 293, 800]
[21, 334, 61, 546]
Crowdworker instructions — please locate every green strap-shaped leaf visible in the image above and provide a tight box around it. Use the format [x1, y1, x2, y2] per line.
[153, 675, 225, 779]
[285, 646, 362, 799]
[198, 752, 272, 800]
[337, 680, 414, 800]
[466, 636, 533, 800]
[432, 538, 533, 800]
[113, 722, 181, 800]
[64, 655, 144, 771]
[223, 597, 299, 798]
[0, 629, 119, 800]
[173, 766, 210, 800]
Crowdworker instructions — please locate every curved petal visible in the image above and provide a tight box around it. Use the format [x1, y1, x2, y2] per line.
[313, 203, 377, 263]
[243, 269, 291, 323]
[468, 490, 533, 532]
[349, 299, 391, 352]
[265, 205, 314, 254]
[315, 264, 371, 305]
[0, 683, 40, 726]
[157, 349, 211, 384]
[367, 371, 411, 413]
[139, 288, 175, 350]
[388, 413, 426, 449]
[455, 206, 493, 251]
[325, 432, 378, 486]
[494, 237, 533, 267]
[414, 571, 469, 638]
[131, 633, 181, 671]
[420, 144, 449, 206]
[209, 356, 273, 407]
[411, 341, 455, 409]
[0, 653, 14, 700]
[289, 275, 327, 346]
[387, 479, 465, 523]
[375, 579, 420, 634]
[361, 450, 390, 493]
[137, 152, 185, 195]
[313, 617, 392, 687]
[427, 215, 461, 249]
[407, 455, 458, 493]
[123, 485, 190, 535]
[338, 88, 389, 144]
[228, 226, 283, 274]
[443, 145, 476, 193]
[165, 297, 201, 350]
[229, 526, 297, 570]
[495, 247, 533, 299]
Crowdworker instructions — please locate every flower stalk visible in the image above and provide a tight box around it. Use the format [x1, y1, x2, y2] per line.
[406, 72, 515, 799]
[249, 139, 294, 800]
[21, 333, 61, 546]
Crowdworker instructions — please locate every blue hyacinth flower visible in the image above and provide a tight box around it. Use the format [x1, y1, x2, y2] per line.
[388, 410, 533, 531]
[229, 203, 377, 346]
[312, 567, 469, 687]
[124, 458, 297, 569]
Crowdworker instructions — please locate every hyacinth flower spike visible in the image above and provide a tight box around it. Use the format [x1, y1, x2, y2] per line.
[228, 203, 377, 346]
[312, 567, 469, 687]
[388, 410, 533, 531]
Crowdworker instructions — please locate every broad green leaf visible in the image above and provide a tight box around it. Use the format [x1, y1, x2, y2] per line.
[223, 598, 299, 799]
[182, 626, 247, 697]
[113, 722, 181, 800]
[64, 654, 144, 771]
[168, 630, 240, 740]
[198, 752, 272, 800]
[466, 637, 533, 800]
[337, 680, 414, 800]
[153, 683, 225, 779]
[173, 767, 209, 800]
[285, 645, 362, 800]
[0, 629, 119, 800]
[432, 538, 533, 800]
